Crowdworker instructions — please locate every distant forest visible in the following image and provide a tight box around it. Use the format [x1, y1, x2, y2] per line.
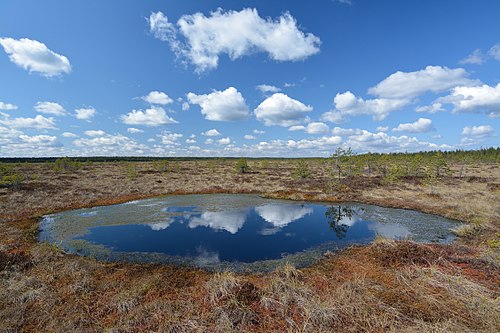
[0, 147, 498, 163]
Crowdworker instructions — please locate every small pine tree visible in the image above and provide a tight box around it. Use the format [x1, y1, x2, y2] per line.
[293, 159, 310, 179]
[235, 158, 249, 174]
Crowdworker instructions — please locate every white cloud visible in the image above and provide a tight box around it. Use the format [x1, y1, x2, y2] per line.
[289, 122, 329, 134]
[345, 130, 452, 153]
[187, 87, 249, 121]
[149, 9, 320, 72]
[189, 210, 247, 234]
[376, 126, 388, 132]
[204, 138, 214, 145]
[392, 118, 434, 133]
[127, 127, 144, 134]
[202, 129, 221, 136]
[142, 91, 173, 105]
[160, 132, 183, 145]
[461, 125, 494, 137]
[186, 138, 196, 143]
[0, 102, 17, 110]
[460, 49, 485, 65]
[244, 134, 256, 140]
[74, 134, 147, 155]
[416, 102, 445, 114]
[256, 84, 281, 94]
[149, 11, 179, 45]
[331, 127, 362, 136]
[320, 110, 346, 124]
[253, 129, 265, 134]
[75, 107, 96, 120]
[368, 66, 478, 99]
[288, 125, 305, 131]
[0, 126, 23, 145]
[438, 83, 500, 118]
[324, 91, 408, 122]
[84, 130, 106, 137]
[0, 113, 57, 129]
[62, 132, 78, 138]
[488, 44, 500, 61]
[34, 101, 66, 116]
[181, 102, 190, 111]
[121, 106, 178, 126]
[256, 204, 312, 232]
[254, 93, 312, 126]
[0, 37, 71, 77]
[19, 134, 59, 146]
[218, 137, 231, 145]
[305, 122, 329, 134]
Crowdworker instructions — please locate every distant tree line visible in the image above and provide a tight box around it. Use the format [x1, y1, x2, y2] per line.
[0, 147, 498, 164]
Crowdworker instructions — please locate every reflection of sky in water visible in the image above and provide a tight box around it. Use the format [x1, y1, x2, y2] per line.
[255, 204, 313, 235]
[79, 211, 97, 217]
[189, 210, 248, 234]
[148, 218, 174, 231]
[368, 222, 410, 239]
[40, 194, 460, 265]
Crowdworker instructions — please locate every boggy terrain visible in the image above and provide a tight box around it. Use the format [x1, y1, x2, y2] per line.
[0, 159, 499, 332]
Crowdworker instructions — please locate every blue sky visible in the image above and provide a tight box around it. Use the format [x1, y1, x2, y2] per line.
[0, 0, 498, 157]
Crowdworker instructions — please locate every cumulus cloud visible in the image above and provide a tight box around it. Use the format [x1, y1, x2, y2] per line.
[331, 127, 362, 136]
[289, 122, 329, 134]
[368, 66, 478, 99]
[392, 118, 434, 133]
[437, 83, 500, 118]
[62, 132, 78, 138]
[460, 49, 485, 65]
[218, 137, 231, 145]
[256, 84, 281, 94]
[18, 134, 60, 146]
[461, 125, 494, 137]
[187, 87, 249, 121]
[202, 129, 221, 136]
[0, 112, 57, 129]
[376, 126, 388, 132]
[84, 130, 106, 137]
[256, 204, 313, 234]
[73, 133, 147, 155]
[149, 8, 320, 72]
[323, 91, 408, 122]
[160, 132, 183, 145]
[0, 37, 71, 77]
[244, 134, 256, 140]
[142, 91, 173, 105]
[489, 44, 500, 61]
[0, 102, 17, 110]
[75, 107, 96, 120]
[189, 210, 247, 234]
[34, 101, 66, 116]
[121, 106, 178, 126]
[127, 127, 144, 134]
[345, 130, 452, 153]
[255, 93, 312, 126]
[416, 102, 445, 114]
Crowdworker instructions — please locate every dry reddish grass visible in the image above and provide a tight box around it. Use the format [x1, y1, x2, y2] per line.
[0, 160, 499, 332]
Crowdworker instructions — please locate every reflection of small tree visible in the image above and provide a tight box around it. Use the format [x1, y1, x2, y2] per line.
[325, 205, 355, 239]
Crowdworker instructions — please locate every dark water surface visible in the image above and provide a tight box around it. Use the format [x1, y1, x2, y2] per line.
[39, 194, 460, 271]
